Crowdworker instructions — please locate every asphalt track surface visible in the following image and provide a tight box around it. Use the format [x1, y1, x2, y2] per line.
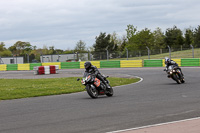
[0, 67, 200, 133]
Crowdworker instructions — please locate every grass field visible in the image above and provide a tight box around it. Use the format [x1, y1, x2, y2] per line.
[0, 77, 140, 100]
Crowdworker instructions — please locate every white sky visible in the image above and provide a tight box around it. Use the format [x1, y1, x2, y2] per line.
[1, 0, 200, 50]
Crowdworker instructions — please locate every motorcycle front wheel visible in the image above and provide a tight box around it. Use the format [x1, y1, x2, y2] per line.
[86, 85, 98, 99]
[106, 87, 113, 97]
[173, 73, 181, 84]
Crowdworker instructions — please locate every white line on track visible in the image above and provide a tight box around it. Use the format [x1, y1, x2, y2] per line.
[107, 117, 200, 133]
[113, 75, 143, 88]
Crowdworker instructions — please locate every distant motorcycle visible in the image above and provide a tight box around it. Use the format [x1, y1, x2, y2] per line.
[77, 72, 113, 98]
[165, 65, 185, 84]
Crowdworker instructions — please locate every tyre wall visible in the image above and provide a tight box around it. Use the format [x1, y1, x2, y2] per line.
[0, 58, 199, 71]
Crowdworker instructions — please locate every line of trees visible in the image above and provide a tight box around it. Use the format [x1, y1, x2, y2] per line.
[1, 25, 200, 62]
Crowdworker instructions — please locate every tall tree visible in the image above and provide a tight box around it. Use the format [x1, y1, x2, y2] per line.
[127, 28, 154, 51]
[126, 24, 137, 41]
[193, 25, 200, 47]
[93, 32, 114, 52]
[74, 40, 86, 53]
[93, 32, 114, 59]
[184, 28, 194, 48]
[13, 41, 33, 55]
[153, 27, 166, 49]
[165, 26, 184, 49]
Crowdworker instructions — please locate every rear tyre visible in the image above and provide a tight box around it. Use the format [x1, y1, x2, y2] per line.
[86, 85, 98, 99]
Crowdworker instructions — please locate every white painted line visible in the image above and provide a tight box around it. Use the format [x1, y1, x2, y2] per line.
[107, 117, 200, 133]
[113, 75, 143, 88]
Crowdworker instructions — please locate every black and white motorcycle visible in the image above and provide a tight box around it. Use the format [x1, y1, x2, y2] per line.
[165, 65, 185, 84]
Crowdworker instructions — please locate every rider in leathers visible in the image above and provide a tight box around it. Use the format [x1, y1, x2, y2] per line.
[84, 61, 110, 89]
[164, 57, 184, 77]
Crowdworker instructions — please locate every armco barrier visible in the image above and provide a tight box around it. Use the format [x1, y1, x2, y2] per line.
[80, 61, 100, 69]
[181, 58, 200, 66]
[1, 58, 200, 71]
[30, 63, 42, 70]
[7, 64, 18, 71]
[100, 61, 120, 68]
[18, 64, 30, 70]
[120, 60, 142, 67]
[0, 64, 7, 71]
[144, 59, 163, 67]
[61, 62, 80, 69]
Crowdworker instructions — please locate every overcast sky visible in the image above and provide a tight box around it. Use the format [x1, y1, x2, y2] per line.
[1, 0, 200, 50]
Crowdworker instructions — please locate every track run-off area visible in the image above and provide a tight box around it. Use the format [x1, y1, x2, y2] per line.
[0, 67, 200, 133]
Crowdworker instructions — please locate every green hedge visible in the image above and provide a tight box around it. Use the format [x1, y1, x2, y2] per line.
[61, 62, 80, 69]
[144, 59, 163, 67]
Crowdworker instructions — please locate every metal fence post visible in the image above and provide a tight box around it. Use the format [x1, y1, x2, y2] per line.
[146, 46, 150, 59]
[167, 45, 171, 59]
[190, 44, 194, 58]
[125, 48, 128, 60]
[106, 50, 109, 60]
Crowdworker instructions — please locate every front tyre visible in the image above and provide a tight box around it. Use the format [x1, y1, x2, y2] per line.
[106, 87, 113, 97]
[86, 85, 98, 99]
[181, 78, 185, 83]
[173, 73, 181, 84]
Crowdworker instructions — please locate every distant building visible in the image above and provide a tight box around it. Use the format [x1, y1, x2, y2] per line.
[40, 53, 89, 62]
[0, 57, 24, 64]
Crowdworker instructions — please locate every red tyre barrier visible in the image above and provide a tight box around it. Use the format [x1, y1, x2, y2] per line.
[34, 65, 59, 75]
[50, 65, 56, 74]
[38, 66, 45, 74]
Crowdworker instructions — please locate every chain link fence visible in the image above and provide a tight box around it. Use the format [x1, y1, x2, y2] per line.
[1, 46, 200, 64]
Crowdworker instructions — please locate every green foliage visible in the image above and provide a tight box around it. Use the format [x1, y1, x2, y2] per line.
[93, 32, 113, 51]
[193, 25, 200, 47]
[74, 40, 87, 53]
[165, 26, 184, 49]
[184, 28, 194, 48]
[126, 27, 154, 51]
[153, 27, 166, 49]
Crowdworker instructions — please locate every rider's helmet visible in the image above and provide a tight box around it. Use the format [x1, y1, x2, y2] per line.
[84, 61, 91, 69]
[165, 57, 170, 64]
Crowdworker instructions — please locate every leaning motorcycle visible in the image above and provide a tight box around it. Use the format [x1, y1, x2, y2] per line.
[77, 72, 113, 98]
[166, 65, 185, 84]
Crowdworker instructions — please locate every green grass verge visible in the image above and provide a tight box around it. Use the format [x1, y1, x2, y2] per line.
[0, 77, 140, 100]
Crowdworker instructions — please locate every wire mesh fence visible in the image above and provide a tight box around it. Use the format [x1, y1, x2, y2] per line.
[1, 46, 200, 64]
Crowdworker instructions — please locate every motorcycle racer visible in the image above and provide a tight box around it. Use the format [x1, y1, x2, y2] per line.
[164, 57, 184, 77]
[84, 61, 111, 89]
